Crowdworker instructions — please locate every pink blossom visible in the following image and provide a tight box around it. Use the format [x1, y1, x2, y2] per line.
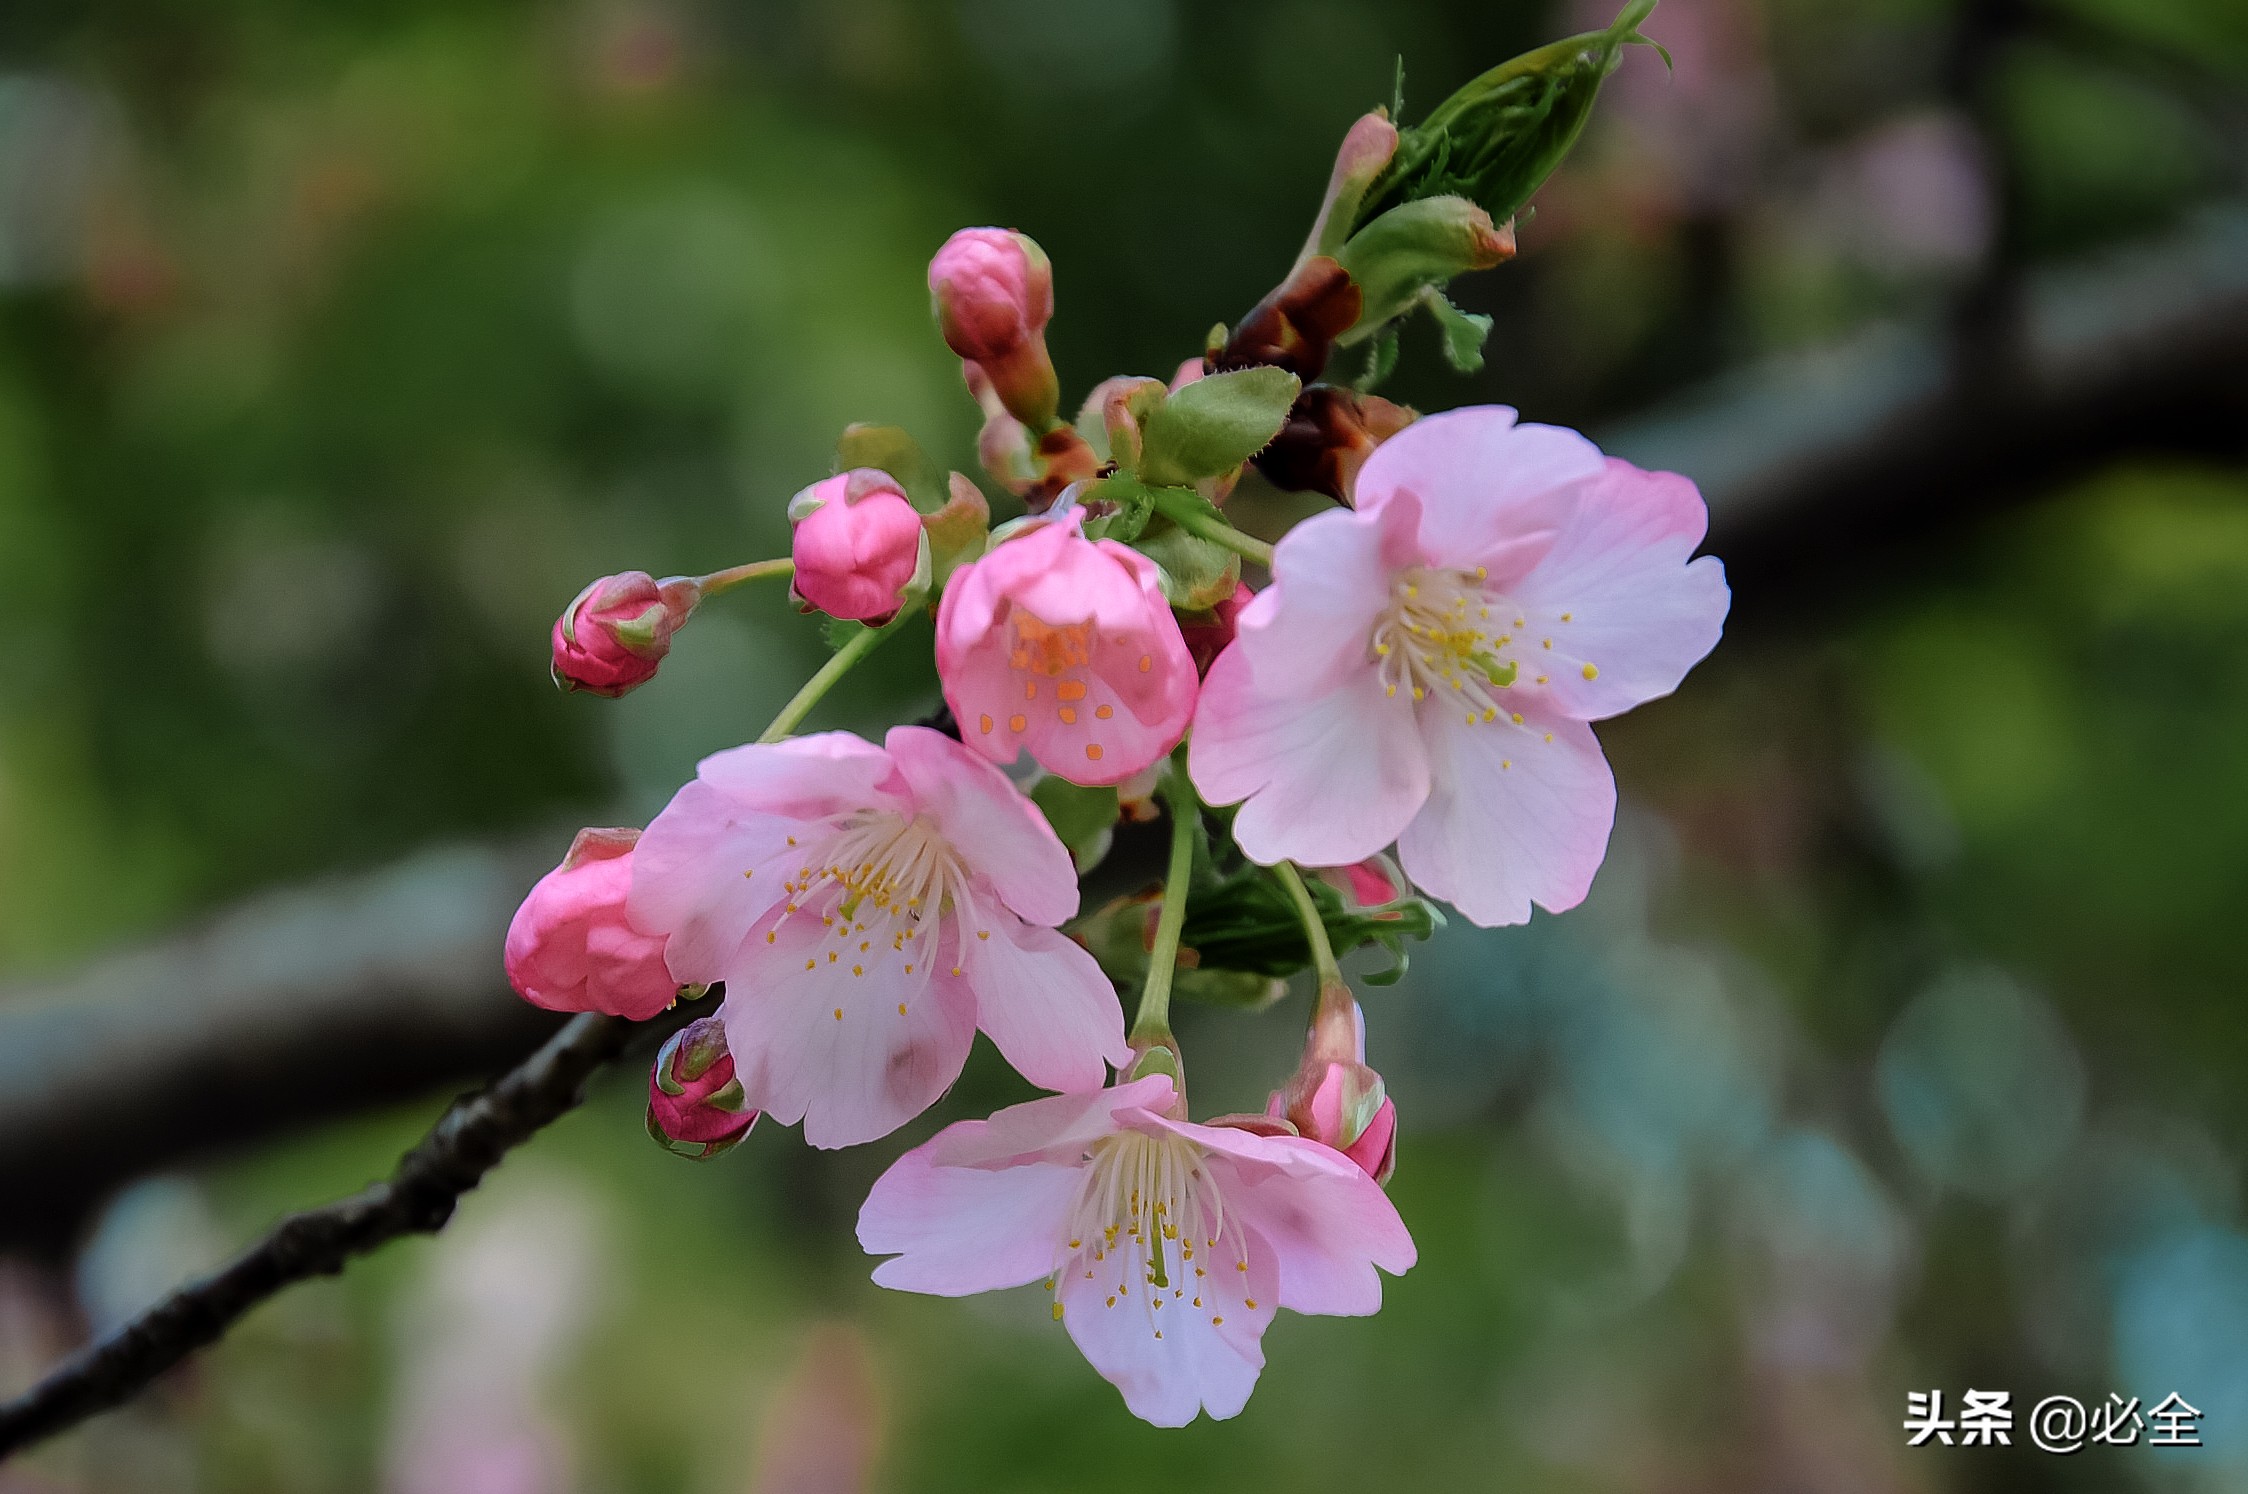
[935, 517, 1197, 788]
[789, 469, 926, 623]
[550, 571, 699, 697]
[647, 1016, 758, 1158]
[504, 828, 679, 1020]
[1190, 406, 1729, 926]
[857, 1074, 1415, 1426]
[629, 726, 1130, 1148]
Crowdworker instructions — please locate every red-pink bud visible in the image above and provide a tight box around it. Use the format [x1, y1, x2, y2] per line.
[1179, 582, 1254, 677]
[505, 828, 681, 1020]
[788, 469, 926, 623]
[1270, 992, 1396, 1184]
[931, 228, 1060, 430]
[928, 227, 1052, 362]
[647, 1016, 758, 1159]
[551, 571, 701, 697]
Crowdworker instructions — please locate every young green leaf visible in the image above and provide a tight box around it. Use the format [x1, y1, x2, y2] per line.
[1137, 367, 1302, 486]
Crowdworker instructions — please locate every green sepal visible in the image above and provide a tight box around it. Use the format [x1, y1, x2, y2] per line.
[923, 472, 991, 589]
[1357, 325, 1402, 392]
[1181, 863, 1443, 986]
[1335, 195, 1508, 337]
[1422, 287, 1494, 374]
[1135, 510, 1241, 612]
[822, 616, 868, 653]
[1031, 776, 1120, 874]
[644, 1107, 748, 1161]
[1358, 0, 1656, 227]
[1136, 367, 1301, 487]
[835, 423, 948, 513]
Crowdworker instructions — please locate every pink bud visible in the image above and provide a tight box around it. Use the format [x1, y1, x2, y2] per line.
[551, 572, 700, 697]
[1270, 993, 1397, 1184]
[928, 227, 1052, 363]
[647, 1016, 758, 1159]
[504, 828, 680, 1020]
[930, 228, 1060, 430]
[788, 470, 926, 623]
[1179, 582, 1254, 677]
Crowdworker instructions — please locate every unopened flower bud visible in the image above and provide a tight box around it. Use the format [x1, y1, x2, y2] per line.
[1270, 992, 1397, 1184]
[1179, 582, 1253, 676]
[647, 1016, 758, 1159]
[1300, 110, 1402, 263]
[505, 827, 681, 1020]
[788, 469, 929, 623]
[1257, 385, 1417, 504]
[930, 227, 1059, 429]
[552, 571, 701, 697]
[1335, 195, 1515, 332]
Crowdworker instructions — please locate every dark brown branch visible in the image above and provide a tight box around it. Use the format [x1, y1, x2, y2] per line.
[0, 1005, 670, 1460]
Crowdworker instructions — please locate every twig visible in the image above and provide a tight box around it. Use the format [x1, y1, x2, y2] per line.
[0, 1006, 664, 1460]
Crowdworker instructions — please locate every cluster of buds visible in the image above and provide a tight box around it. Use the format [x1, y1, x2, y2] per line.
[510, 0, 1714, 1431]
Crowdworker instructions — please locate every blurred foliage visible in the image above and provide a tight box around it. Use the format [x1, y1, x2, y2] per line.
[3, 0, 2248, 1488]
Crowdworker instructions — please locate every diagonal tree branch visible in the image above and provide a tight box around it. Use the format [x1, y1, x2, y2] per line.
[0, 1001, 701, 1461]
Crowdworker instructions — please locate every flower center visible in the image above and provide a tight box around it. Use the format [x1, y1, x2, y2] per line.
[773, 812, 969, 993]
[1049, 1131, 1254, 1338]
[1370, 565, 1522, 718]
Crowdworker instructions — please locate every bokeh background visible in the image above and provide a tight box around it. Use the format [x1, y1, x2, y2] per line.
[3, 0, 2248, 1488]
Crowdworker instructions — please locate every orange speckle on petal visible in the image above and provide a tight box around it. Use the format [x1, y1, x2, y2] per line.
[1024, 680, 1037, 700]
[1095, 704, 1113, 719]
[1059, 706, 1077, 724]
[1086, 743, 1104, 761]
[1138, 654, 1152, 672]
[979, 714, 993, 735]
[1008, 713, 1027, 732]
[1057, 680, 1087, 701]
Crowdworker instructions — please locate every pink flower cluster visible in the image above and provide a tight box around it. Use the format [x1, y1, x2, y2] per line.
[509, 223, 1728, 1425]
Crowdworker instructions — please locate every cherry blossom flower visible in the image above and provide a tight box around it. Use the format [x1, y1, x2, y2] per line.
[1190, 405, 1729, 926]
[629, 726, 1130, 1148]
[935, 516, 1198, 788]
[858, 1074, 1415, 1425]
[504, 827, 679, 1019]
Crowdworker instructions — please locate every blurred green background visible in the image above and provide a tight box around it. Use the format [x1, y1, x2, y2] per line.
[3, 0, 2248, 1488]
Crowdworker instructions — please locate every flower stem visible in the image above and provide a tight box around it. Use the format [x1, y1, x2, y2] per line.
[693, 557, 794, 596]
[1272, 860, 1344, 991]
[1129, 784, 1201, 1051]
[756, 617, 903, 744]
[1146, 488, 1277, 570]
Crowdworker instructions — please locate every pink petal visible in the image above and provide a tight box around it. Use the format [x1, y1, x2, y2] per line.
[1213, 1149, 1415, 1316]
[1229, 504, 1396, 697]
[1355, 405, 1606, 564]
[721, 912, 977, 1148]
[956, 891, 1129, 1093]
[858, 1143, 1084, 1295]
[884, 725, 1080, 926]
[1397, 706, 1615, 927]
[1057, 1219, 1280, 1426]
[628, 778, 826, 987]
[1189, 643, 1429, 868]
[696, 731, 904, 818]
[925, 1076, 1175, 1169]
[1500, 459, 1730, 720]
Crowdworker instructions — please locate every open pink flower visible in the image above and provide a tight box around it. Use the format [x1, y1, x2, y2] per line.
[935, 517, 1197, 787]
[504, 828, 679, 1020]
[858, 1074, 1415, 1426]
[1190, 406, 1728, 926]
[629, 726, 1129, 1148]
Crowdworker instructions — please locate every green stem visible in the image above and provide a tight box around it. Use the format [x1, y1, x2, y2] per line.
[756, 617, 902, 744]
[693, 557, 794, 596]
[1147, 488, 1277, 569]
[1272, 860, 1344, 990]
[1130, 789, 1200, 1048]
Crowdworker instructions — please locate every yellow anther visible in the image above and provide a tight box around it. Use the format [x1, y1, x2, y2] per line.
[1581, 662, 1599, 680]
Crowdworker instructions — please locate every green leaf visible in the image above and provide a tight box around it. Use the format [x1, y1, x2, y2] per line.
[1358, 0, 1655, 228]
[1178, 864, 1442, 984]
[1031, 777, 1119, 872]
[1137, 367, 1301, 486]
[835, 423, 947, 512]
[1132, 496, 1242, 610]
